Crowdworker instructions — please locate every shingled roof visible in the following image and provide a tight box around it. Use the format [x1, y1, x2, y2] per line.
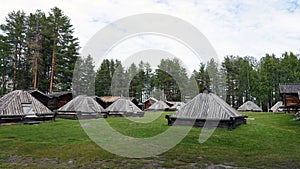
[57, 95, 106, 119]
[172, 93, 241, 119]
[238, 101, 262, 112]
[165, 93, 247, 129]
[270, 101, 283, 112]
[279, 83, 300, 94]
[105, 98, 144, 117]
[0, 90, 53, 119]
[169, 102, 186, 111]
[147, 100, 170, 111]
[58, 95, 105, 113]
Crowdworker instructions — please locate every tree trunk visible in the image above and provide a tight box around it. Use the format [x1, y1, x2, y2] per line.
[32, 51, 38, 89]
[32, 34, 40, 89]
[13, 44, 17, 90]
[49, 35, 56, 94]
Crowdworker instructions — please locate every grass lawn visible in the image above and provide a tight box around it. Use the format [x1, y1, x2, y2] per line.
[0, 112, 299, 168]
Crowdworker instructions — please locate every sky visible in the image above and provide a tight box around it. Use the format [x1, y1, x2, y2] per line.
[1, 0, 300, 71]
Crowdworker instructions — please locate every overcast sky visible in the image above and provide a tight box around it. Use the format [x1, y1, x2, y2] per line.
[1, 0, 300, 71]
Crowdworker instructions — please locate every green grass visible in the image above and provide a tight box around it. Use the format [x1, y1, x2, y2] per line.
[0, 112, 299, 168]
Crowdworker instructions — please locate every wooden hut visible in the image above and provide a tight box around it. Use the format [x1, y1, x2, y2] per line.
[47, 91, 73, 111]
[97, 96, 121, 109]
[123, 97, 143, 110]
[0, 90, 54, 123]
[169, 102, 186, 111]
[238, 101, 262, 112]
[165, 101, 176, 107]
[56, 95, 107, 120]
[29, 89, 50, 107]
[279, 83, 300, 113]
[147, 100, 170, 111]
[165, 93, 247, 129]
[105, 98, 144, 117]
[144, 97, 158, 109]
[269, 101, 283, 112]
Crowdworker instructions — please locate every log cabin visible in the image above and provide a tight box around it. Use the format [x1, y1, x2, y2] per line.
[97, 96, 121, 109]
[279, 83, 300, 113]
[29, 89, 51, 107]
[143, 97, 158, 109]
[47, 91, 73, 111]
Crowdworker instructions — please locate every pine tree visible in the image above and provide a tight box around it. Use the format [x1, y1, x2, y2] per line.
[143, 62, 154, 101]
[258, 54, 281, 110]
[154, 58, 188, 101]
[73, 55, 95, 96]
[193, 63, 210, 93]
[127, 63, 138, 98]
[222, 56, 239, 107]
[0, 35, 12, 95]
[206, 58, 219, 93]
[95, 59, 112, 96]
[25, 10, 46, 90]
[48, 7, 79, 93]
[1, 10, 26, 90]
[111, 60, 125, 96]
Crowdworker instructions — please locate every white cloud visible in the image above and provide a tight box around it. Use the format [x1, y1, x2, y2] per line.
[1, 0, 300, 70]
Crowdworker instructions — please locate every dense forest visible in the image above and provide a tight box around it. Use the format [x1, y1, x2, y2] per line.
[1, 7, 300, 111]
[0, 7, 79, 94]
[93, 54, 300, 111]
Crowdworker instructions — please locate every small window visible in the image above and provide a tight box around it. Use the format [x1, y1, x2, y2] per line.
[22, 103, 34, 115]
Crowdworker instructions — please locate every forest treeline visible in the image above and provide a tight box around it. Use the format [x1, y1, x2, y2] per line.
[92, 53, 300, 111]
[1, 8, 300, 111]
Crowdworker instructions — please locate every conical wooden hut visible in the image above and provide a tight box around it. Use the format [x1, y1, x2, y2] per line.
[238, 101, 262, 112]
[270, 101, 283, 112]
[0, 90, 54, 123]
[57, 95, 107, 120]
[147, 100, 170, 111]
[169, 102, 186, 111]
[105, 98, 144, 117]
[165, 93, 247, 129]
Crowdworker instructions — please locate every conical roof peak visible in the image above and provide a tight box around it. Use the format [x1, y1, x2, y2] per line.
[106, 98, 142, 112]
[238, 101, 262, 112]
[0, 90, 52, 117]
[172, 93, 241, 119]
[147, 100, 169, 111]
[58, 95, 105, 113]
